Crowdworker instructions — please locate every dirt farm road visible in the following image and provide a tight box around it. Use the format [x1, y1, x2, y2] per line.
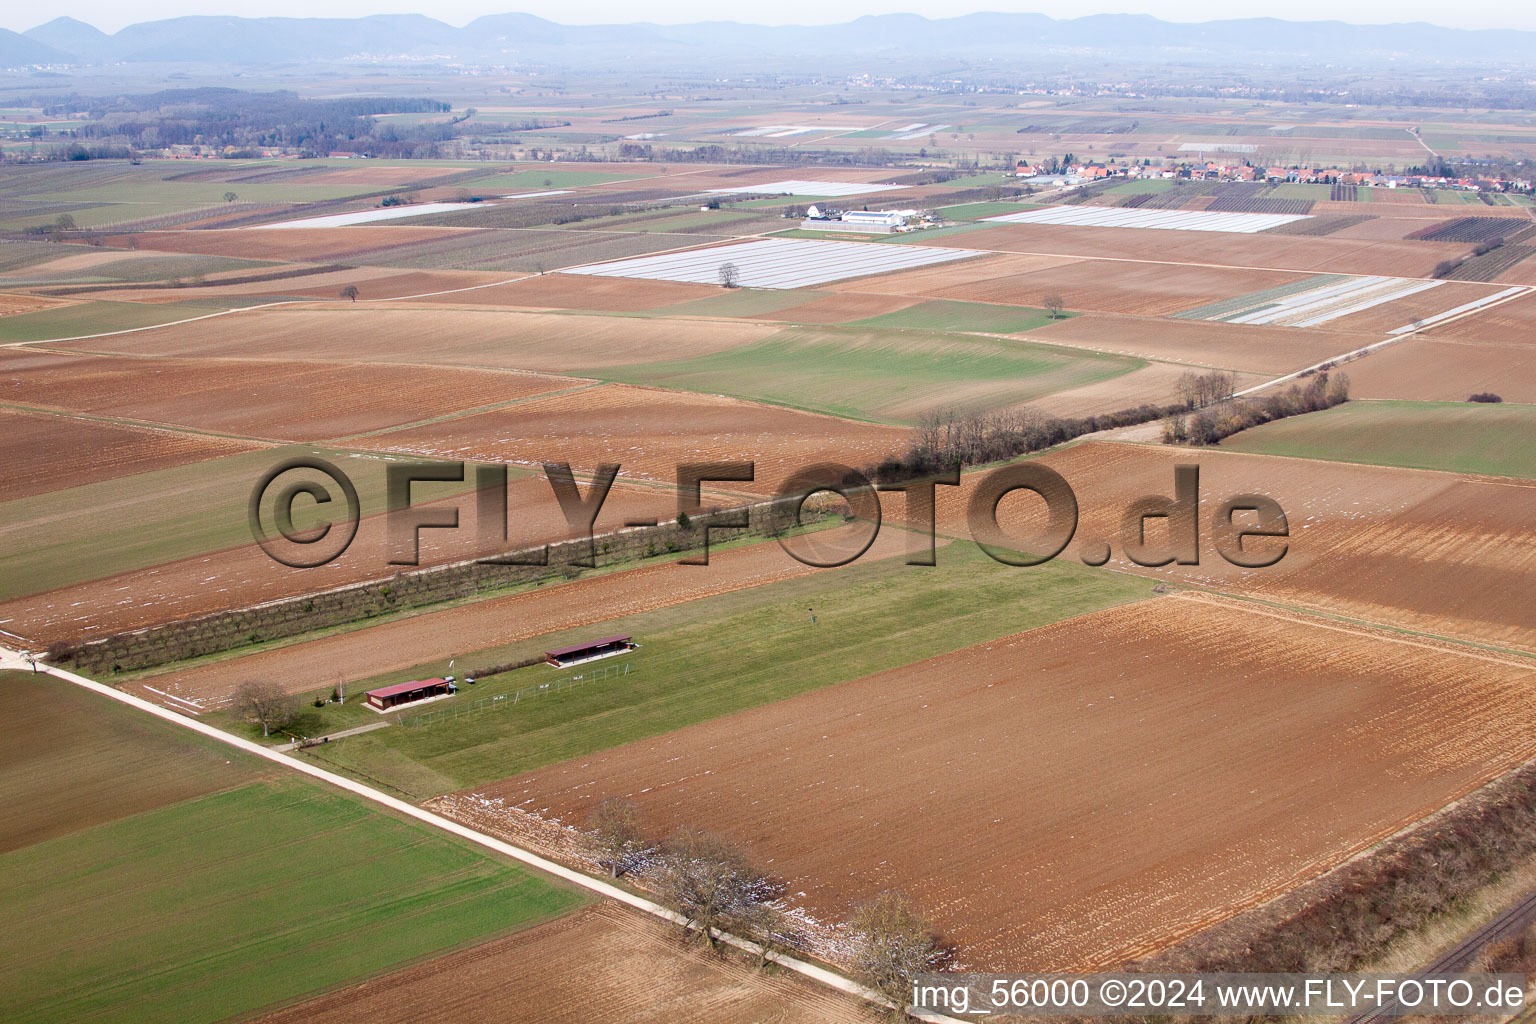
[1231, 283, 1533, 399]
[0, 643, 962, 1024]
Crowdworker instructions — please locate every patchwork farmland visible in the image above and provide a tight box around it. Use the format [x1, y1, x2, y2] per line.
[7, 67, 1536, 1024]
[470, 597, 1536, 969]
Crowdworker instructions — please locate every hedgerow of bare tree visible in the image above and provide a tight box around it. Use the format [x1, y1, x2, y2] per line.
[1176, 369, 1239, 409]
[233, 679, 298, 737]
[587, 797, 644, 879]
[647, 827, 781, 949]
[872, 397, 1193, 483]
[848, 891, 953, 1016]
[1164, 371, 1350, 447]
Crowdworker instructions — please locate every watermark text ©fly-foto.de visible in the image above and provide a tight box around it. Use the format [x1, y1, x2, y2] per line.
[248, 457, 1290, 571]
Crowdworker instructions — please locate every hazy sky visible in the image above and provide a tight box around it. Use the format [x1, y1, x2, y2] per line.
[14, 0, 1536, 35]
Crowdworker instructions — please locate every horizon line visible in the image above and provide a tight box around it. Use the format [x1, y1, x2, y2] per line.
[20, 8, 1536, 36]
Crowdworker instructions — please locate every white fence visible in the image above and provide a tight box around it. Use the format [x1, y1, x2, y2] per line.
[398, 662, 636, 728]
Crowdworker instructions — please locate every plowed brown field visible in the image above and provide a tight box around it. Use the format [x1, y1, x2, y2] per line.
[72, 268, 502, 305]
[1322, 281, 1505, 334]
[0, 407, 263, 498]
[823, 251, 1079, 297]
[1423, 291, 1536, 341]
[0, 349, 576, 441]
[251, 903, 880, 1024]
[915, 224, 1465, 278]
[921, 441, 1536, 652]
[1335, 292, 1536, 399]
[1346, 337, 1536, 404]
[0, 293, 70, 317]
[430, 273, 716, 310]
[69, 306, 776, 372]
[752, 292, 922, 324]
[313, 164, 478, 185]
[939, 261, 1307, 316]
[356, 383, 910, 493]
[134, 526, 913, 706]
[486, 597, 1536, 970]
[833, 250, 1309, 316]
[1028, 313, 1359, 374]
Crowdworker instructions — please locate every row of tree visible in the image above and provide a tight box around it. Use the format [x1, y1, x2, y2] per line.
[588, 797, 951, 1013]
[865, 368, 1248, 482]
[1433, 236, 1506, 280]
[871, 401, 1184, 483]
[1163, 371, 1349, 445]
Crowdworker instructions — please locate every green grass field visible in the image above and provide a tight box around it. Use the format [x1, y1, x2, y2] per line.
[0, 299, 230, 342]
[1, 253, 275, 286]
[0, 239, 80, 271]
[768, 228, 898, 241]
[0, 203, 203, 232]
[0, 670, 258, 851]
[579, 325, 1141, 422]
[464, 169, 641, 190]
[882, 221, 998, 244]
[0, 671, 584, 1024]
[0, 173, 371, 231]
[934, 200, 1043, 220]
[299, 542, 1154, 796]
[848, 299, 1064, 334]
[0, 447, 492, 602]
[1224, 400, 1536, 478]
[1, 779, 583, 1024]
[616, 208, 769, 233]
[28, 179, 367, 206]
[1270, 183, 1334, 200]
[1103, 178, 1177, 195]
[929, 171, 1017, 187]
[654, 287, 829, 318]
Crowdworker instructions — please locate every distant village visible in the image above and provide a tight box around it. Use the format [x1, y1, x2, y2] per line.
[1015, 158, 1534, 194]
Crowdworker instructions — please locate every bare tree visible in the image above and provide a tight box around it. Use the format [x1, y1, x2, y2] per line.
[849, 891, 953, 1014]
[233, 680, 297, 738]
[223, 191, 238, 203]
[339, 285, 359, 302]
[718, 262, 740, 289]
[587, 798, 644, 878]
[647, 827, 781, 948]
[1176, 370, 1200, 409]
[1042, 293, 1065, 319]
[1178, 369, 1238, 410]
